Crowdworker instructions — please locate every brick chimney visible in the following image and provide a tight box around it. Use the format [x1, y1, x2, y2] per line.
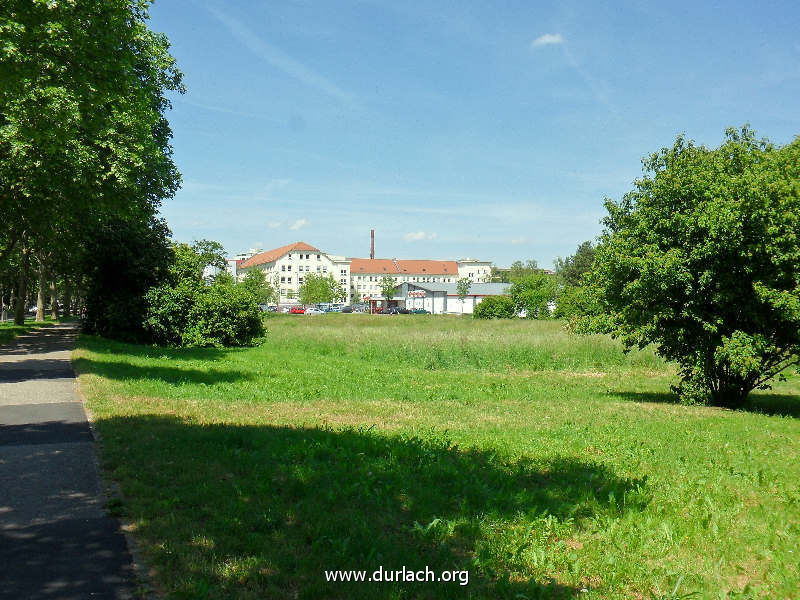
[370, 229, 375, 259]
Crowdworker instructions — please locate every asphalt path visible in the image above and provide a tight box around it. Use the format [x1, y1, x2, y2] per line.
[0, 324, 137, 600]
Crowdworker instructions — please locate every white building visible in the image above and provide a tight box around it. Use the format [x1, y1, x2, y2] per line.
[456, 258, 493, 283]
[237, 242, 351, 304]
[400, 282, 512, 315]
[234, 241, 496, 308]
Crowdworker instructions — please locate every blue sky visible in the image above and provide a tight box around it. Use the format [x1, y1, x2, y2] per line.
[150, 0, 800, 268]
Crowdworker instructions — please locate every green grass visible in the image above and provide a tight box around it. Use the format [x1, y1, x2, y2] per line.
[0, 316, 66, 344]
[74, 315, 800, 599]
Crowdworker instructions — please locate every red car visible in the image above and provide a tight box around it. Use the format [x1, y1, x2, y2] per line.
[289, 306, 305, 314]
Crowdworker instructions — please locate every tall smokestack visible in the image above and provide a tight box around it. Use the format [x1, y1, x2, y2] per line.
[370, 229, 375, 259]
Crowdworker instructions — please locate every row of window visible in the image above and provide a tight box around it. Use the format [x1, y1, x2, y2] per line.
[354, 275, 453, 283]
[281, 264, 329, 273]
[287, 253, 320, 260]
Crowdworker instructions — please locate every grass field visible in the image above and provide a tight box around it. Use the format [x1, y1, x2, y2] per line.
[74, 315, 800, 599]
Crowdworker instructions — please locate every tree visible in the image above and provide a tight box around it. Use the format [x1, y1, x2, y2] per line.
[82, 216, 173, 341]
[379, 275, 397, 306]
[509, 260, 539, 281]
[456, 278, 472, 305]
[299, 273, 343, 305]
[510, 272, 557, 319]
[1, 0, 183, 324]
[586, 126, 800, 407]
[191, 239, 227, 281]
[554, 241, 596, 287]
[240, 269, 277, 304]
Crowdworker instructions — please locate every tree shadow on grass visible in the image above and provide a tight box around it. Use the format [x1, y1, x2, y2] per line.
[96, 416, 651, 599]
[612, 390, 800, 418]
[72, 356, 250, 386]
[73, 335, 253, 386]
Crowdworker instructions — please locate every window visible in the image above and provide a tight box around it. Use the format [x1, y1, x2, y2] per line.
[323, 267, 327, 273]
[340, 278, 347, 285]
[281, 265, 286, 272]
[340, 269, 347, 276]
[287, 265, 292, 271]
[317, 254, 320, 260]
[299, 277, 304, 284]
[287, 254, 292, 259]
[305, 254, 310, 259]
[281, 289, 286, 296]
[316, 266, 321, 272]
[280, 276, 285, 283]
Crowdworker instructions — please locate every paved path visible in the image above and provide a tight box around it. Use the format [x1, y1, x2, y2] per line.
[0, 324, 137, 600]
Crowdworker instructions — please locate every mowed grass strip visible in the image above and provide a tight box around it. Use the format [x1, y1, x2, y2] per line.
[74, 315, 800, 599]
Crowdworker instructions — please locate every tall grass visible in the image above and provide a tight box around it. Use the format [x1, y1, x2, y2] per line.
[265, 314, 666, 372]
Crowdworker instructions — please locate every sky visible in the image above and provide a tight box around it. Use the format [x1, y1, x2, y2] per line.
[149, 0, 800, 268]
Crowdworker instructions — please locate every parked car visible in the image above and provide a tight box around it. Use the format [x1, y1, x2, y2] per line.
[305, 307, 324, 315]
[258, 304, 278, 312]
[289, 306, 305, 314]
[341, 306, 353, 313]
[388, 307, 410, 314]
[411, 308, 430, 314]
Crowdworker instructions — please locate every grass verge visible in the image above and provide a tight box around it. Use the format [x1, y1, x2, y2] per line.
[75, 315, 800, 599]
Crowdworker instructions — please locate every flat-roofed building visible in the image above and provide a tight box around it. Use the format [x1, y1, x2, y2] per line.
[401, 282, 512, 314]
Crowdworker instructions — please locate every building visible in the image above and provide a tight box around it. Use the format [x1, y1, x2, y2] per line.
[400, 282, 512, 315]
[237, 242, 351, 304]
[235, 240, 499, 308]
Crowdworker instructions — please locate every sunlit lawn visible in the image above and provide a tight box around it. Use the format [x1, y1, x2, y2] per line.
[74, 314, 800, 599]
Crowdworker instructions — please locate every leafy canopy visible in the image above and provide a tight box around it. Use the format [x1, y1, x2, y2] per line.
[379, 275, 397, 303]
[299, 273, 345, 305]
[456, 278, 472, 301]
[586, 126, 800, 406]
[473, 295, 516, 319]
[554, 241, 596, 287]
[510, 272, 557, 319]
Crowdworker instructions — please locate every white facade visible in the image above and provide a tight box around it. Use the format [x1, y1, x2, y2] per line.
[401, 282, 512, 315]
[456, 259, 492, 283]
[238, 243, 351, 304]
[234, 242, 496, 307]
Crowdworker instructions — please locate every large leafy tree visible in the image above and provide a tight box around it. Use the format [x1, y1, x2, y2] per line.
[587, 126, 800, 407]
[1, 0, 183, 324]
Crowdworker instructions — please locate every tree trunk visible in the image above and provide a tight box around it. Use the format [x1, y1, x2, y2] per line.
[36, 261, 46, 322]
[0, 284, 5, 321]
[14, 245, 29, 325]
[62, 281, 72, 317]
[50, 279, 59, 320]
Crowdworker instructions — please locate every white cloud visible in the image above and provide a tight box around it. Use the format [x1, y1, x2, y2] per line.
[404, 231, 437, 241]
[289, 218, 309, 231]
[208, 7, 353, 103]
[511, 236, 528, 245]
[268, 221, 282, 229]
[531, 33, 564, 47]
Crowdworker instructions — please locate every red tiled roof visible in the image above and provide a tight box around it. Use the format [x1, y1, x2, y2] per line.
[396, 260, 457, 275]
[349, 258, 458, 275]
[239, 242, 320, 269]
[349, 258, 398, 274]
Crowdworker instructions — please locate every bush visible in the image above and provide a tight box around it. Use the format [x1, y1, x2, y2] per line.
[473, 295, 516, 319]
[182, 284, 263, 348]
[143, 243, 264, 347]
